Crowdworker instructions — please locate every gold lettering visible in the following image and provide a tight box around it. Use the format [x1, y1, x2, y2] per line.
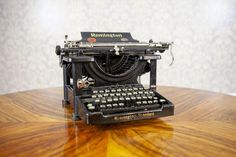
[90, 33, 123, 38]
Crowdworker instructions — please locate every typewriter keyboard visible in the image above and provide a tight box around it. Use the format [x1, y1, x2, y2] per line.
[82, 84, 167, 115]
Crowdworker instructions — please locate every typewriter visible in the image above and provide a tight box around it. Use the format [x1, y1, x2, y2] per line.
[55, 32, 174, 124]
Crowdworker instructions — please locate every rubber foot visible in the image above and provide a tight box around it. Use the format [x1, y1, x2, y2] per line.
[72, 113, 81, 121]
[62, 100, 70, 107]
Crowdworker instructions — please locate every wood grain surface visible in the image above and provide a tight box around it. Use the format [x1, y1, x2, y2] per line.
[0, 86, 235, 157]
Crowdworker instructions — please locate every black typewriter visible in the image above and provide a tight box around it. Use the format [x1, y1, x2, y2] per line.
[55, 32, 174, 124]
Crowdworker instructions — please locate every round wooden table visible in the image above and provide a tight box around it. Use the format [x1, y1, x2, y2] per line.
[0, 86, 235, 157]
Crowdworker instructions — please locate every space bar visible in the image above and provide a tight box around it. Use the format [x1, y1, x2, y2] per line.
[101, 104, 161, 115]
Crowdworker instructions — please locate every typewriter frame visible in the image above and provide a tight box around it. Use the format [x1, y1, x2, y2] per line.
[61, 53, 160, 120]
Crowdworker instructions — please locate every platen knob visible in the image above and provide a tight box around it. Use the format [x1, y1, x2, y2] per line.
[55, 45, 61, 55]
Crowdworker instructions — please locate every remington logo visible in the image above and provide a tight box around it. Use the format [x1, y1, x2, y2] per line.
[114, 112, 155, 121]
[91, 33, 123, 38]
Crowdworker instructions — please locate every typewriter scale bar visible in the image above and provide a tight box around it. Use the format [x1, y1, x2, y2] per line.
[77, 84, 174, 124]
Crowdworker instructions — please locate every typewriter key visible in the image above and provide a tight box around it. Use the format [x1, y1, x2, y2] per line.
[127, 92, 132, 96]
[87, 103, 93, 107]
[148, 101, 153, 104]
[131, 96, 136, 100]
[88, 106, 95, 110]
[100, 104, 106, 109]
[116, 93, 121, 96]
[110, 93, 115, 96]
[106, 104, 112, 108]
[159, 99, 166, 103]
[107, 98, 112, 102]
[113, 97, 118, 101]
[153, 100, 158, 103]
[99, 90, 104, 93]
[118, 103, 125, 107]
[125, 97, 130, 101]
[103, 93, 109, 97]
[148, 96, 153, 99]
[137, 101, 141, 105]
[101, 100, 106, 104]
[137, 96, 141, 100]
[142, 96, 147, 99]
[95, 99, 100, 103]
[121, 93, 126, 96]
[119, 97, 125, 101]
[112, 103, 118, 107]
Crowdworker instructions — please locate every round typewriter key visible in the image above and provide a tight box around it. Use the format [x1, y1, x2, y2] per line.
[106, 104, 112, 108]
[159, 99, 166, 103]
[112, 103, 118, 107]
[142, 96, 147, 99]
[117, 89, 122, 92]
[122, 88, 127, 91]
[142, 101, 147, 105]
[88, 106, 95, 110]
[93, 90, 98, 94]
[113, 97, 118, 101]
[131, 96, 136, 100]
[128, 88, 133, 91]
[116, 93, 121, 96]
[138, 91, 143, 94]
[110, 93, 115, 96]
[95, 99, 100, 103]
[103, 93, 109, 97]
[99, 90, 104, 93]
[148, 100, 153, 104]
[119, 97, 125, 101]
[121, 93, 126, 96]
[98, 94, 103, 98]
[139, 87, 144, 90]
[105, 89, 110, 93]
[149, 91, 154, 94]
[137, 101, 141, 105]
[111, 89, 116, 92]
[107, 98, 112, 102]
[153, 97, 158, 100]
[144, 91, 148, 94]
[92, 95, 96, 98]
[153, 100, 158, 103]
[133, 92, 138, 95]
[148, 96, 153, 99]
[100, 104, 106, 109]
[137, 96, 142, 100]
[118, 103, 125, 107]
[87, 103, 93, 107]
[101, 100, 106, 104]
[125, 97, 130, 101]
[127, 92, 132, 96]
[133, 87, 138, 90]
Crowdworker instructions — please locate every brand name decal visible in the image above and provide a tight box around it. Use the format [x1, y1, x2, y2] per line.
[91, 33, 123, 38]
[114, 112, 155, 121]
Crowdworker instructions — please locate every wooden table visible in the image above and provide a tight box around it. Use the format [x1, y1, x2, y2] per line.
[0, 86, 235, 157]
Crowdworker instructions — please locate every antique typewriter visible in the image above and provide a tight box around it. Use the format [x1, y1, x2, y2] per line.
[55, 32, 174, 124]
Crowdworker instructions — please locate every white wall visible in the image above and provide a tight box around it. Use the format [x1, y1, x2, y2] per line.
[0, 0, 236, 94]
